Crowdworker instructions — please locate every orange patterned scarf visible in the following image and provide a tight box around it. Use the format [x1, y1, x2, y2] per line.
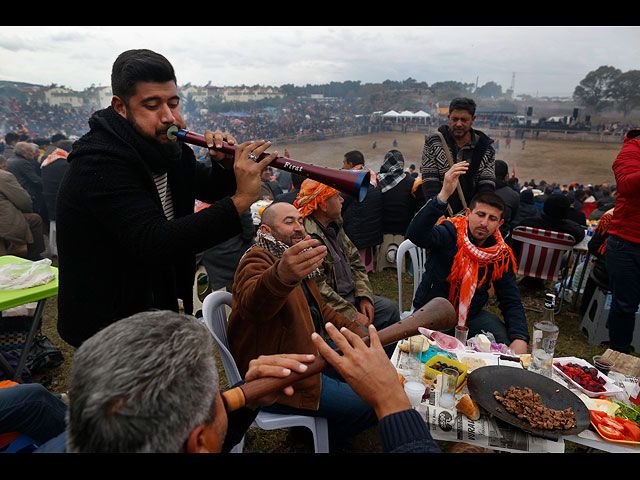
[294, 178, 340, 219]
[440, 216, 517, 327]
[594, 209, 614, 256]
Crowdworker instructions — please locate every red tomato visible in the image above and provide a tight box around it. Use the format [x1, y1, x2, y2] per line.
[595, 423, 626, 440]
[617, 418, 640, 442]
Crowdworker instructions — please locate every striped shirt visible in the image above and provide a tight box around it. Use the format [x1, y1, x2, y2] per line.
[153, 172, 174, 220]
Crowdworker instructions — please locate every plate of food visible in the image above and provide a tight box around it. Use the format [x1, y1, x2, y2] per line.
[552, 357, 623, 398]
[467, 366, 591, 439]
[582, 396, 640, 445]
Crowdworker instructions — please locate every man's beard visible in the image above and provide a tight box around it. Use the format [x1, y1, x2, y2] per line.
[126, 111, 181, 157]
[271, 226, 304, 247]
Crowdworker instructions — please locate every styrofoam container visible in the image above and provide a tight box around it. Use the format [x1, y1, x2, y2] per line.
[552, 356, 624, 398]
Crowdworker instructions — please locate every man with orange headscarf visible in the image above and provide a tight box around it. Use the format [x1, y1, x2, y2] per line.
[294, 179, 401, 356]
[406, 162, 529, 354]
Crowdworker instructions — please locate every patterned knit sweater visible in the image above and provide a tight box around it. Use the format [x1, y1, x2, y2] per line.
[420, 125, 496, 214]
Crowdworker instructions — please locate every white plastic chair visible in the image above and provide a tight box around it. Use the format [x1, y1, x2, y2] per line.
[201, 291, 330, 453]
[192, 264, 210, 318]
[396, 239, 427, 319]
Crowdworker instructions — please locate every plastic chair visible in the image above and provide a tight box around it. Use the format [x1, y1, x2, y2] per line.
[396, 239, 427, 319]
[511, 226, 575, 313]
[192, 264, 209, 319]
[580, 273, 640, 351]
[201, 291, 330, 453]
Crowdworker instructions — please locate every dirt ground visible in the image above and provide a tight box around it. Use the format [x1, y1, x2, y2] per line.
[274, 130, 623, 188]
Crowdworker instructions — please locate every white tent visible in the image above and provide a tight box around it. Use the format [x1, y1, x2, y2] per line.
[382, 110, 400, 122]
[398, 110, 414, 118]
[413, 110, 431, 123]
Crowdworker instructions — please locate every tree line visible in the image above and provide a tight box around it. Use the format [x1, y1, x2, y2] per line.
[573, 66, 640, 116]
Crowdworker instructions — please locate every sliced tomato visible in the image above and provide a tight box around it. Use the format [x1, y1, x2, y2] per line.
[616, 418, 640, 442]
[595, 423, 627, 440]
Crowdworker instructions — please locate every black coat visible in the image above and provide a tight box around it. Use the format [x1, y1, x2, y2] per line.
[518, 214, 585, 245]
[56, 107, 242, 347]
[495, 180, 520, 241]
[381, 174, 418, 235]
[41, 159, 67, 221]
[341, 183, 383, 250]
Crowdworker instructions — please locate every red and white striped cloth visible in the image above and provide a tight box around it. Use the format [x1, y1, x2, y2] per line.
[512, 227, 575, 281]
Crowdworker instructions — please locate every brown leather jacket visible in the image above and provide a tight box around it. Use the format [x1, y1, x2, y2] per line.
[227, 246, 363, 411]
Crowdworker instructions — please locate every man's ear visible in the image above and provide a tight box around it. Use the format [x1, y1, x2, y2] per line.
[259, 224, 271, 235]
[465, 207, 471, 218]
[111, 96, 127, 118]
[185, 425, 208, 453]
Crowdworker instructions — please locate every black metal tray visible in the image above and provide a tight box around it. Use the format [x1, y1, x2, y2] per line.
[467, 365, 591, 440]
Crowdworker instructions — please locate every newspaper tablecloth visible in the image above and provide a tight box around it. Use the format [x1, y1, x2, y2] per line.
[394, 346, 640, 453]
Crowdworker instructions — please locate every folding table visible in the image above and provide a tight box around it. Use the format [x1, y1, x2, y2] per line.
[0, 255, 58, 382]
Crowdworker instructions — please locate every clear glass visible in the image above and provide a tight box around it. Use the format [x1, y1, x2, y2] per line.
[593, 355, 615, 376]
[439, 367, 459, 409]
[455, 325, 468, 346]
[407, 335, 425, 373]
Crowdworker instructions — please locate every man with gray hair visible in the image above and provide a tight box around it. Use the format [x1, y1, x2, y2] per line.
[35, 308, 440, 453]
[62, 310, 314, 453]
[6, 142, 44, 217]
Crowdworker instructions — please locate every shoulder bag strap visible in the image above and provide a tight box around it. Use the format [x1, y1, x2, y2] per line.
[436, 131, 468, 216]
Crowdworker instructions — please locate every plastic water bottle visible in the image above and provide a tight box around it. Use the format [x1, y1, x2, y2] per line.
[529, 293, 559, 378]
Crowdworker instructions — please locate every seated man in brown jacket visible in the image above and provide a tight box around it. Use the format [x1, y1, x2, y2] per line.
[0, 155, 46, 259]
[227, 201, 378, 444]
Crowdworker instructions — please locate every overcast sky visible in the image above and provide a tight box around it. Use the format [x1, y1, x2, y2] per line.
[0, 25, 638, 98]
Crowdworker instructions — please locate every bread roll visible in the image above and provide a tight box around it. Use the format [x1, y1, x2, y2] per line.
[456, 394, 480, 421]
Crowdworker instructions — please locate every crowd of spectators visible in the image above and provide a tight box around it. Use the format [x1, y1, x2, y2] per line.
[0, 96, 370, 150]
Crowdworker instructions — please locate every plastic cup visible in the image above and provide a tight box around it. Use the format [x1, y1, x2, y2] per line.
[593, 355, 615, 376]
[404, 379, 427, 407]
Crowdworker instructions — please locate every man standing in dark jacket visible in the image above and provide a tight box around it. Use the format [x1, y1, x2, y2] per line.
[494, 159, 519, 244]
[7, 142, 43, 217]
[420, 98, 495, 215]
[55, 49, 275, 348]
[340, 150, 383, 271]
[378, 149, 418, 236]
[407, 162, 529, 354]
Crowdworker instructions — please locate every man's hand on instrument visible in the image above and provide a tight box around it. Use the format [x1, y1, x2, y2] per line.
[358, 298, 375, 325]
[438, 161, 469, 204]
[244, 353, 316, 409]
[204, 130, 237, 166]
[311, 323, 412, 420]
[277, 236, 327, 284]
[231, 140, 278, 214]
